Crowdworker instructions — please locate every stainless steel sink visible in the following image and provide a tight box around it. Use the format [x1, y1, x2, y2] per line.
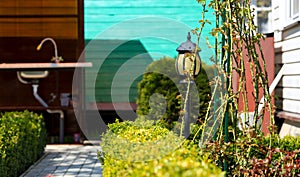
[19, 70, 49, 79]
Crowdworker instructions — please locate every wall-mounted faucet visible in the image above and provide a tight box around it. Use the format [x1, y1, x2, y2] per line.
[37, 37, 63, 63]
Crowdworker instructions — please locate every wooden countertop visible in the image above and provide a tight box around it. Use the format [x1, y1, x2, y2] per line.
[0, 62, 92, 69]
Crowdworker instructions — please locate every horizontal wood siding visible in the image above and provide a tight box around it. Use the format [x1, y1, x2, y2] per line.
[279, 35, 300, 53]
[282, 49, 300, 63]
[84, 0, 202, 33]
[84, 0, 215, 61]
[84, 0, 214, 108]
[84, 40, 153, 104]
[276, 88, 300, 100]
[275, 19, 300, 120]
[283, 99, 300, 114]
[281, 75, 300, 88]
[0, 0, 78, 38]
[0, 18, 78, 38]
[0, 0, 77, 15]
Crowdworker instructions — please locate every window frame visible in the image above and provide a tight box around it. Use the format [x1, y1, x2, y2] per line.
[286, 0, 300, 25]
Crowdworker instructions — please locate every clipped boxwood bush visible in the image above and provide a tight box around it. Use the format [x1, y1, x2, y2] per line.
[100, 118, 224, 177]
[136, 57, 212, 129]
[0, 111, 47, 177]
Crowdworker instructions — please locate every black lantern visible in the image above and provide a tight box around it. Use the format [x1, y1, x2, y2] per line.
[175, 32, 201, 78]
[175, 32, 201, 138]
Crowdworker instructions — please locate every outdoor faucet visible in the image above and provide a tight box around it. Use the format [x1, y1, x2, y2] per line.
[37, 37, 63, 63]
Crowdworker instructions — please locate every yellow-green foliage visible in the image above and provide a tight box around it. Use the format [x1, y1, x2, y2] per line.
[0, 111, 46, 177]
[100, 118, 224, 177]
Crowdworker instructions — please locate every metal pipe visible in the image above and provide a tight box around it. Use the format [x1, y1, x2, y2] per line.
[32, 84, 65, 143]
[18, 72, 65, 143]
[17, 71, 31, 84]
[46, 109, 64, 144]
[32, 84, 49, 108]
[184, 89, 191, 138]
[36, 37, 58, 61]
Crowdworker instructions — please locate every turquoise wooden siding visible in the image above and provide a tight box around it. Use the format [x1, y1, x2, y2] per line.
[85, 40, 153, 104]
[84, 0, 215, 61]
[84, 0, 215, 105]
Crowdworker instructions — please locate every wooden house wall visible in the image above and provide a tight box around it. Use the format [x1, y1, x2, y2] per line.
[0, 0, 78, 38]
[273, 0, 300, 121]
[275, 24, 300, 115]
[0, 0, 84, 139]
[83, 0, 214, 110]
[84, 0, 204, 39]
[84, 0, 215, 61]
[84, 40, 153, 110]
[0, 0, 83, 109]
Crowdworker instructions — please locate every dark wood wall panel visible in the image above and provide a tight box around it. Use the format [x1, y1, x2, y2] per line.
[0, 0, 83, 110]
[0, 0, 77, 15]
[0, 0, 79, 38]
[0, 18, 78, 38]
[0, 37, 78, 63]
[0, 37, 78, 108]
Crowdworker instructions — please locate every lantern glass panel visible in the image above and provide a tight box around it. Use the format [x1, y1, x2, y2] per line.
[175, 53, 185, 75]
[176, 52, 201, 77]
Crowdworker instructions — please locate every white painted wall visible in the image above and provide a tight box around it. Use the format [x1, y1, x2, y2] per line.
[272, 0, 300, 123]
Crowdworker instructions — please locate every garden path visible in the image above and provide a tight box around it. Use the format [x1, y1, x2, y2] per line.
[20, 144, 102, 177]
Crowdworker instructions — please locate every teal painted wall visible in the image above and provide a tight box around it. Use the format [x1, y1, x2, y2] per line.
[84, 0, 215, 62]
[84, 0, 216, 105]
[85, 40, 153, 103]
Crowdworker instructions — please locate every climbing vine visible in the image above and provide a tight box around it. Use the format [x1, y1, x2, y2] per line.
[192, 0, 274, 144]
[185, 0, 278, 174]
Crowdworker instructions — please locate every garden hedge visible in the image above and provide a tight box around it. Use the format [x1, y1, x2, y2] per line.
[0, 111, 47, 177]
[100, 118, 224, 177]
[201, 133, 300, 176]
[136, 57, 212, 129]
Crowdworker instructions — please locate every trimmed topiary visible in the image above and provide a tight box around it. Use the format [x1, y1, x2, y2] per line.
[100, 118, 224, 177]
[0, 111, 47, 177]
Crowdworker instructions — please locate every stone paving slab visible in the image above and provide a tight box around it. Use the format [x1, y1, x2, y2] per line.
[20, 145, 102, 177]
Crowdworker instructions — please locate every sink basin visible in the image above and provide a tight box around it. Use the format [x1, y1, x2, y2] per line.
[19, 71, 49, 79]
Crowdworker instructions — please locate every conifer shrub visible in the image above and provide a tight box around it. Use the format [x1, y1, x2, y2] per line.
[136, 57, 212, 129]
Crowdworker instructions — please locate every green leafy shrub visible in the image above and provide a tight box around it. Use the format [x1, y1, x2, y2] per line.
[136, 57, 211, 129]
[201, 134, 300, 176]
[100, 118, 224, 177]
[0, 111, 47, 177]
[279, 135, 300, 151]
[101, 118, 184, 162]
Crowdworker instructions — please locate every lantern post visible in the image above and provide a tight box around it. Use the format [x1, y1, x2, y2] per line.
[175, 32, 201, 138]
